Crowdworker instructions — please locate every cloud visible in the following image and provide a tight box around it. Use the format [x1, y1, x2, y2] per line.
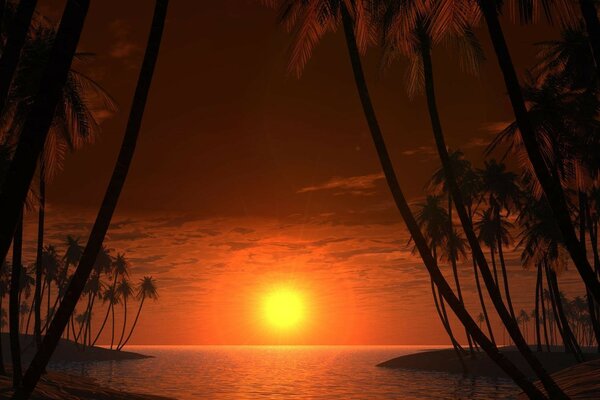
[401, 146, 436, 157]
[108, 20, 141, 62]
[297, 173, 384, 196]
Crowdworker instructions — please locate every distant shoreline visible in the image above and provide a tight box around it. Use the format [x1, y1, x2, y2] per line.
[377, 347, 600, 379]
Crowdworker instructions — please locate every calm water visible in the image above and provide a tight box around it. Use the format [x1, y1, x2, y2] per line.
[51, 346, 519, 399]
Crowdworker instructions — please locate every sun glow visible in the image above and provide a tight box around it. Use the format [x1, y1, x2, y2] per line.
[263, 287, 305, 330]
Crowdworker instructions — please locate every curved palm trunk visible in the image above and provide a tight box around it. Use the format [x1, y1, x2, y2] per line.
[449, 196, 474, 354]
[93, 274, 118, 345]
[473, 257, 495, 344]
[0, 0, 38, 111]
[119, 297, 145, 350]
[540, 277, 551, 351]
[0, 294, 6, 375]
[116, 296, 127, 350]
[585, 197, 600, 352]
[497, 239, 516, 320]
[431, 278, 466, 372]
[340, 8, 546, 399]
[417, 37, 563, 398]
[478, 0, 600, 305]
[109, 302, 115, 349]
[546, 263, 583, 361]
[535, 264, 542, 352]
[9, 212, 23, 388]
[0, 0, 88, 292]
[18, 3, 168, 397]
[34, 166, 44, 349]
[91, 302, 111, 346]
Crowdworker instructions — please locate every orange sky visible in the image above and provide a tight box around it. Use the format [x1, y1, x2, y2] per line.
[17, 0, 589, 345]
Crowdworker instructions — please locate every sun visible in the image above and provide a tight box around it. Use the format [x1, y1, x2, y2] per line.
[263, 287, 305, 330]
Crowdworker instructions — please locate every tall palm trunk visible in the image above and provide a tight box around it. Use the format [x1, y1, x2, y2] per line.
[0, 293, 6, 375]
[119, 296, 145, 350]
[34, 163, 44, 348]
[473, 257, 495, 344]
[497, 238, 516, 320]
[340, 8, 546, 399]
[540, 278, 551, 351]
[578, 0, 600, 75]
[116, 295, 128, 350]
[91, 302, 111, 346]
[431, 278, 466, 372]
[18, 3, 167, 397]
[546, 263, 583, 361]
[449, 195, 474, 354]
[535, 264, 542, 352]
[109, 301, 115, 349]
[477, 0, 600, 305]
[417, 36, 563, 397]
[0, 0, 89, 279]
[9, 211, 23, 388]
[0, 0, 38, 111]
[580, 192, 600, 351]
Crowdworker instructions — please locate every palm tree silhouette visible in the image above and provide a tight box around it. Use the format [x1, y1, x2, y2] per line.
[18, 2, 169, 395]
[93, 252, 128, 346]
[265, 1, 546, 396]
[379, 2, 561, 393]
[477, 0, 600, 311]
[116, 278, 133, 350]
[119, 277, 158, 350]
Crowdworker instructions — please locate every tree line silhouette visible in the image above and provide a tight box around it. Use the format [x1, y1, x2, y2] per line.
[263, 0, 600, 398]
[0, 0, 168, 398]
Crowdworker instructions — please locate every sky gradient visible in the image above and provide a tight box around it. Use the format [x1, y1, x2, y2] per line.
[20, 0, 589, 345]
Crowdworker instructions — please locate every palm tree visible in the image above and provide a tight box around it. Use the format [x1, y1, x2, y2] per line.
[0, 0, 38, 110]
[477, 0, 600, 307]
[92, 252, 128, 346]
[40, 244, 60, 330]
[119, 277, 158, 349]
[380, 2, 562, 394]
[0, 0, 89, 280]
[0, 262, 8, 375]
[519, 309, 531, 343]
[92, 286, 120, 348]
[265, 1, 546, 397]
[9, 210, 23, 387]
[116, 278, 133, 350]
[414, 195, 465, 365]
[478, 160, 520, 320]
[19, 2, 168, 396]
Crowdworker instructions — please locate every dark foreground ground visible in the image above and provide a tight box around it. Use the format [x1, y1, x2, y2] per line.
[0, 333, 167, 399]
[0, 333, 150, 364]
[379, 347, 600, 399]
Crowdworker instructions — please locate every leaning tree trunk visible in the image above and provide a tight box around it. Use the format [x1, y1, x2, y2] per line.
[0, 0, 88, 277]
[0, 292, 6, 375]
[478, 0, 600, 306]
[546, 263, 583, 361]
[17, 2, 168, 397]
[473, 257, 495, 344]
[497, 238, 516, 320]
[540, 276, 551, 352]
[580, 192, 600, 350]
[535, 264, 542, 352]
[34, 163, 44, 349]
[0, 0, 38, 112]
[340, 8, 547, 399]
[9, 211, 23, 388]
[119, 297, 145, 350]
[116, 295, 128, 350]
[578, 0, 600, 76]
[417, 35, 564, 398]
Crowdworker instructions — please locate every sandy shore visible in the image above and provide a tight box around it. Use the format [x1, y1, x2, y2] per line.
[377, 347, 600, 379]
[516, 358, 600, 399]
[0, 371, 174, 399]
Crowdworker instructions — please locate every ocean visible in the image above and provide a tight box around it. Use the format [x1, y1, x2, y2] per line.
[52, 346, 519, 399]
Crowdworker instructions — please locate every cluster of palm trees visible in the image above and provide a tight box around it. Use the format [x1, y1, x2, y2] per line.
[506, 293, 600, 350]
[0, 0, 168, 398]
[0, 241, 158, 355]
[417, 153, 600, 361]
[264, 0, 600, 398]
